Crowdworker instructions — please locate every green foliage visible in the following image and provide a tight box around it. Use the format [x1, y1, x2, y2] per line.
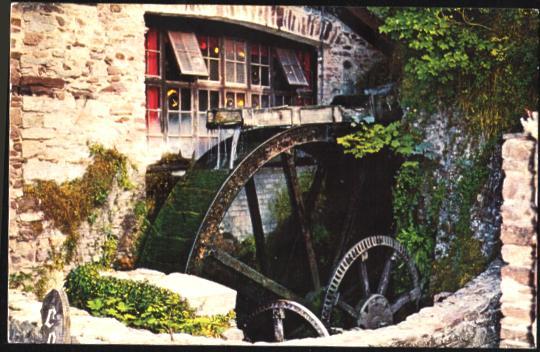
[34, 242, 66, 300]
[392, 161, 436, 290]
[368, 7, 539, 137]
[64, 263, 234, 337]
[337, 121, 420, 159]
[99, 225, 118, 268]
[8, 271, 34, 293]
[23, 143, 132, 265]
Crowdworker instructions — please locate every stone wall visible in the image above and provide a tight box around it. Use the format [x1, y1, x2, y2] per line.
[499, 133, 537, 348]
[8, 259, 503, 346]
[8, 4, 383, 275]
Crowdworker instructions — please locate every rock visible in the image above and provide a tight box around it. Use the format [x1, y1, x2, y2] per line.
[8, 318, 43, 343]
[221, 326, 244, 341]
[501, 244, 535, 268]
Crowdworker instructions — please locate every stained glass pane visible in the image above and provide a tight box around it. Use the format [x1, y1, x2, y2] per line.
[260, 46, 269, 64]
[167, 88, 179, 110]
[209, 37, 219, 58]
[225, 39, 234, 60]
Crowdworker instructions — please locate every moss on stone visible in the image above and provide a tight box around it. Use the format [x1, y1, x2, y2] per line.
[23, 143, 132, 264]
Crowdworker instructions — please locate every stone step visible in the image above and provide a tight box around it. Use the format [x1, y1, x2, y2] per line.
[100, 268, 237, 316]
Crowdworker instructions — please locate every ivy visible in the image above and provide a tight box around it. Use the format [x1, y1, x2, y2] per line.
[367, 7, 538, 137]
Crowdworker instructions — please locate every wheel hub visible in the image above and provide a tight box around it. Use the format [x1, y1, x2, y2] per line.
[357, 294, 393, 329]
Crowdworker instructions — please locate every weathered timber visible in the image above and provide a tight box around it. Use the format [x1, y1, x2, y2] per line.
[281, 150, 321, 290]
[186, 124, 343, 274]
[207, 249, 305, 304]
[245, 177, 267, 274]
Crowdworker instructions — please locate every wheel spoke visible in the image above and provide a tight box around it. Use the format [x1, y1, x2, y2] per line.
[337, 299, 359, 320]
[390, 287, 421, 314]
[244, 177, 267, 274]
[272, 308, 285, 342]
[281, 151, 321, 290]
[377, 252, 394, 295]
[359, 260, 371, 298]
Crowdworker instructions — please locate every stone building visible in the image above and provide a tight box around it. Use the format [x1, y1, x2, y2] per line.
[8, 4, 388, 273]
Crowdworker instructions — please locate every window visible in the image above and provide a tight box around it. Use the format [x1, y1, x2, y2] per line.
[145, 29, 160, 76]
[224, 39, 247, 84]
[251, 44, 270, 87]
[275, 48, 309, 86]
[144, 23, 316, 157]
[198, 35, 220, 81]
[225, 91, 246, 108]
[168, 31, 208, 76]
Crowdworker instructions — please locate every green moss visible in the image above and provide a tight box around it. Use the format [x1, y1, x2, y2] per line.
[23, 143, 132, 265]
[430, 234, 486, 293]
[8, 271, 34, 293]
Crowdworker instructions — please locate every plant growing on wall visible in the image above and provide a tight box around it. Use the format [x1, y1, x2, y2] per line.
[24, 143, 133, 265]
[368, 7, 538, 137]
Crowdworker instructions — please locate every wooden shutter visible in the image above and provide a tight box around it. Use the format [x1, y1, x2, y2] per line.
[276, 48, 309, 86]
[168, 31, 209, 76]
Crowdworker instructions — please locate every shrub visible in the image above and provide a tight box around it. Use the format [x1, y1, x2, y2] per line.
[64, 264, 234, 337]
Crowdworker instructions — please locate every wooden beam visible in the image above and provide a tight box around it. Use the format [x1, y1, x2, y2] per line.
[245, 177, 268, 274]
[281, 151, 321, 290]
[208, 249, 306, 305]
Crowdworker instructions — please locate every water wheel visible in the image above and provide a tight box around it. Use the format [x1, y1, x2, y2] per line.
[140, 121, 414, 339]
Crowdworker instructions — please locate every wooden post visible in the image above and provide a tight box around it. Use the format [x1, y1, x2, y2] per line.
[281, 150, 321, 290]
[245, 177, 267, 274]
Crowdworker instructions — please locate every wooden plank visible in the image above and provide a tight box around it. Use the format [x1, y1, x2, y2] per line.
[245, 177, 268, 274]
[281, 151, 321, 290]
[208, 249, 305, 304]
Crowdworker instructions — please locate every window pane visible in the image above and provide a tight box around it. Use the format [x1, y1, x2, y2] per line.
[145, 28, 159, 51]
[261, 95, 269, 108]
[275, 95, 283, 106]
[226, 62, 235, 82]
[292, 65, 305, 85]
[180, 113, 192, 135]
[209, 60, 219, 81]
[251, 45, 259, 63]
[237, 93, 245, 108]
[236, 41, 246, 62]
[260, 46, 269, 64]
[226, 92, 235, 108]
[284, 96, 292, 106]
[181, 88, 191, 111]
[209, 37, 219, 58]
[168, 31, 208, 76]
[168, 112, 180, 135]
[251, 65, 260, 85]
[199, 90, 208, 112]
[225, 39, 234, 60]
[236, 63, 245, 83]
[167, 88, 179, 110]
[252, 94, 260, 108]
[198, 113, 207, 135]
[261, 66, 269, 86]
[210, 91, 220, 109]
[198, 35, 208, 56]
[146, 51, 159, 76]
